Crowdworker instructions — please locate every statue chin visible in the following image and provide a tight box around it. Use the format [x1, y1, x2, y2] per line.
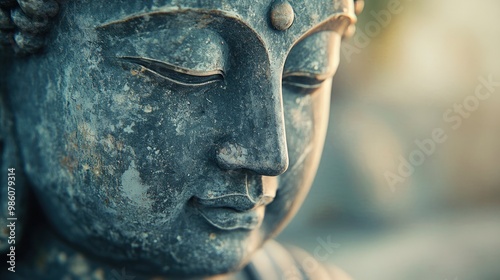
[0, 0, 360, 278]
[41, 192, 266, 277]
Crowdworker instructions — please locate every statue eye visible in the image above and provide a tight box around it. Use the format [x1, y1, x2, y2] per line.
[119, 56, 225, 86]
[282, 72, 328, 91]
[283, 31, 341, 94]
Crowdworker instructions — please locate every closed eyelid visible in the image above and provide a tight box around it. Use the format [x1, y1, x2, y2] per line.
[119, 56, 225, 77]
[119, 56, 225, 86]
[283, 71, 332, 81]
[282, 72, 329, 89]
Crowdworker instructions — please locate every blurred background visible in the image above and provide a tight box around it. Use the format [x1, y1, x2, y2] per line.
[278, 0, 500, 279]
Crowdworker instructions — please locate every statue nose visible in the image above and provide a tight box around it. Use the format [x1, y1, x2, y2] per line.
[214, 77, 289, 176]
[216, 140, 288, 176]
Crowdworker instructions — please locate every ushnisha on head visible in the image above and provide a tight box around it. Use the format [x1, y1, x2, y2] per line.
[2, 0, 362, 278]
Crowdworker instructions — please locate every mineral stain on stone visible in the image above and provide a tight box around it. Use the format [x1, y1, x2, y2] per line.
[120, 161, 152, 208]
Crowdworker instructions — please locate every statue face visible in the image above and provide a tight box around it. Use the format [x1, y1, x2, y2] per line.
[9, 0, 353, 277]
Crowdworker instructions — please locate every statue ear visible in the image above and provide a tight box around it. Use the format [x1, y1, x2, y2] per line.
[0, 93, 29, 253]
[343, 0, 365, 38]
[354, 0, 365, 16]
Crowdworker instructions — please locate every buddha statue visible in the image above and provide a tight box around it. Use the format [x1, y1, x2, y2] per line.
[0, 0, 362, 279]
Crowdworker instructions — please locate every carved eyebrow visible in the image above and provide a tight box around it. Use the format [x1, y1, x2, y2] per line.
[96, 7, 355, 45]
[96, 8, 250, 37]
[294, 13, 355, 46]
[97, 7, 242, 27]
[95, 8, 269, 57]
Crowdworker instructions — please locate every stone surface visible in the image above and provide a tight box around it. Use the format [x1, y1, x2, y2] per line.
[0, 0, 358, 278]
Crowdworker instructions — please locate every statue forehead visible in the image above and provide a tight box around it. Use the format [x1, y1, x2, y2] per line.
[174, 0, 355, 30]
[95, 0, 355, 48]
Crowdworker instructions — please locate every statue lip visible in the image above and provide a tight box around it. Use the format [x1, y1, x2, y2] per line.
[192, 195, 269, 230]
[191, 176, 275, 230]
[196, 206, 264, 231]
[194, 193, 274, 211]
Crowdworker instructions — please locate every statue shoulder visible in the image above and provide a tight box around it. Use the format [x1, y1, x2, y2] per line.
[245, 240, 353, 280]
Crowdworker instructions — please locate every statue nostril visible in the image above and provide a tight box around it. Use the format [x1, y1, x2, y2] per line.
[245, 173, 264, 203]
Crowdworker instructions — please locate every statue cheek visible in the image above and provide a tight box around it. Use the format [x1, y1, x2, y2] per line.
[280, 82, 331, 191]
[283, 94, 317, 166]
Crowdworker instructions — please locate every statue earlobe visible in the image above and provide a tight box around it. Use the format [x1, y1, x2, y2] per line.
[0, 94, 28, 253]
[354, 0, 365, 16]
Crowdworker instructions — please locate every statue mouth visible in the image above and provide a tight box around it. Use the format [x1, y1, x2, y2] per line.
[191, 173, 276, 230]
[192, 194, 272, 231]
[196, 206, 264, 231]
